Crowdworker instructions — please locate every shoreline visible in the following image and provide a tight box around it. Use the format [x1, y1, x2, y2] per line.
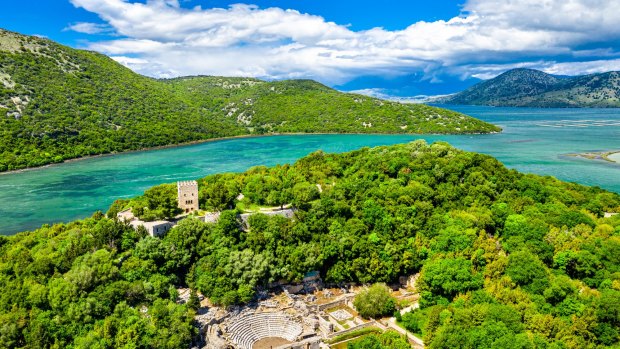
[606, 151, 620, 163]
[0, 133, 269, 176]
[0, 130, 500, 176]
[566, 150, 620, 164]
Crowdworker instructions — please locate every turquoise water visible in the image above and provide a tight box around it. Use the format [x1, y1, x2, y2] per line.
[1, 105, 619, 235]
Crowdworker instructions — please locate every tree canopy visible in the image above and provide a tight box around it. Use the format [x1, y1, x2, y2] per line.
[1, 141, 620, 348]
[353, 283, 397, 319]
[346, 331, 411, 349]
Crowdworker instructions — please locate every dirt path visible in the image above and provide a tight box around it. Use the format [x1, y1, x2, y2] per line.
[384, 302, 424, 348]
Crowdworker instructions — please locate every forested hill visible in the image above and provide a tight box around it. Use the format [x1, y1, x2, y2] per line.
[443, 68, 620, 107]
[0, 29, 499, 172]
[164, 76, 496, 135]
[1, 141, 619, 348]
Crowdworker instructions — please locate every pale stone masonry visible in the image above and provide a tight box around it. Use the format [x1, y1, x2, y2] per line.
[177, 180, 199, 213]
[130, 220, 173, 237]
[115, 180, 199, 237]
[116, 209, 174, 237]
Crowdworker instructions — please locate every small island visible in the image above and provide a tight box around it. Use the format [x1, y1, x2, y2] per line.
[566, 150, 620, 163]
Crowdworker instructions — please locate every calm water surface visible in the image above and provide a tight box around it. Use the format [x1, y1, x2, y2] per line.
[1, 105, 619, 235]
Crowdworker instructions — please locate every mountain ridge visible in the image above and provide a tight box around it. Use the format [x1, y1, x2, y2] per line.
[0, 28, 499, 172]
[442, 68, 620, 107]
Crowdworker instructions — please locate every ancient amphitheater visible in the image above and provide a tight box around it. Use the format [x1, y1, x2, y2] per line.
[227, 312, 302, 349]
[195, 275, 421, 349]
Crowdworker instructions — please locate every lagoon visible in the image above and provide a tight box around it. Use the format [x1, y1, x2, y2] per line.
[1, 105, 619, 235]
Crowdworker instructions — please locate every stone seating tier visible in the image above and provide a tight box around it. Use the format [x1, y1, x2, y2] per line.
[227, 313, 303, 349]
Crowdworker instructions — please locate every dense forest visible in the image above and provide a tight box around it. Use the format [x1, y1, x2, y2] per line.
[1, 141, 619, 348]
[0, 28, 499, 172]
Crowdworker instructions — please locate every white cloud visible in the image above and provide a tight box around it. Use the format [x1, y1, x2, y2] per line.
[112, 55, 178, 77]
[90, 39, 173, 54]
[68, 0, 620, 83]
[65, 22, 114, 35]
[455, 58, 620, 80]
[347, 88, 451, 103]
[542, 59, 620, 76]
[346, 88, 391, 99]
[111, 56, 149, 66]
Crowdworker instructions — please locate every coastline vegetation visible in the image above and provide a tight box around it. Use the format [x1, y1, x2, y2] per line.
[1, 141, 619, 348]
[0, 29, 500, 173]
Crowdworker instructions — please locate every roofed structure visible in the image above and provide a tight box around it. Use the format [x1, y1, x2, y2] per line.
[177, 180, 199, 213]
[130, 220, 174, 237]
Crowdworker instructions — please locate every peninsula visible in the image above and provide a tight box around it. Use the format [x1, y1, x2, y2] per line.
[1, 141, 619, 348]
[0, 29, 499, 173]
[567, 150, 620, 163]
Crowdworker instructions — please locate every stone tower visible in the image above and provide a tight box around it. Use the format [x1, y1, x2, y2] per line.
[177, 180, 199, 213]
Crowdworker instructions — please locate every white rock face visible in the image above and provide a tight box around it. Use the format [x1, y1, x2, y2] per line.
[0, 72, 15, 88]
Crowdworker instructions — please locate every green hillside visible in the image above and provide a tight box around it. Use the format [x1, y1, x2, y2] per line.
[1, 141, 619, 348]
[0, 29, 499, 172]
[165, 76, 491, 134]
[443, 68, 620, 107]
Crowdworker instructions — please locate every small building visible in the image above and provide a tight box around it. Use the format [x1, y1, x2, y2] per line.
[177, 180, 199, 213]
[117, 208, 174, 237]
[604, 212, 618, 218]
[130, 220, 174, 237]
[239, 208, 296, 229]
[203, 212, 221, 224]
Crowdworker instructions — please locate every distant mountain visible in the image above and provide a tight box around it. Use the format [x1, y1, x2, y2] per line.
[442, 68, 620, 107]
[336, 73, 482, 97]
[0, 29, 499, 172]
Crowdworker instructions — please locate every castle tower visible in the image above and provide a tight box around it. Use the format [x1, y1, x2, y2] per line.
[177, 180, 199, 213]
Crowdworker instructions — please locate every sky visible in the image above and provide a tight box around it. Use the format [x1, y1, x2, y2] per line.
[2, 0, 620, 96]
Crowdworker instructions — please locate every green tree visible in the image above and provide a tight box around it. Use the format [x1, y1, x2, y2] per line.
[187, 289, 200, 311]
[353, 283, 397, 319]
[347, 331, 411, 349]
[418, 257, 484, 305]
[505, 250, 549, 294]
[142, 183, 181, 220]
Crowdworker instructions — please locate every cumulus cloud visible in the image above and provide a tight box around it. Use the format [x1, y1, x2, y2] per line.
[67, 0, 620, 84]
[65, 22, 114, 35]
[540, 59, 620, 76]
[112, 55, 179, 77]
[453, 58, 620, 80]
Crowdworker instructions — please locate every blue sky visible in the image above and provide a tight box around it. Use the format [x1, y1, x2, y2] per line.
[1, 1, 461, 44]
[1, 1, 460, 34]
[2, 0, 620, 96]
